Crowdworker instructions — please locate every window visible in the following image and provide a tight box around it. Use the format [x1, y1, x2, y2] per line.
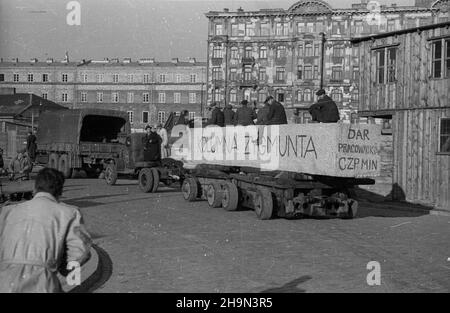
[97, 92, 103, 102]
[158, 111, 166, 124]
[258, 67, 266, 81]
[244, 65, 252, 81]
[276, 45, 286, 59]
[189, 92, 196, 104]
[332, 21, 344, 35]
[230, 68, 237, 81]
[304, 89, 312, 102]
[332, 66, 343, 80]
[190, 74, 197, 83]
[237, 23, 245, 36]
[353, 66, 360, 81]
[127, 111, 134, 124]
[431, 38, 450, 79]
[387, 20, 396, 32]
[297, 65, 303, 79]
[0, 73, 4, 82]
[314, 44, 320, 56]
[354, 21, 363, 34]
[42, 74, 48, 82]
[176, 74, 182, 83]
[112, 92, 119, 103]
[212, 67, 222, 80]
[261, 22, 270, 36]
[350, 113, 358, 124]
[244, 46, 252, 58]
[231, 24, 238, 36]
[143, 74, 150, 83]
[258, 91, 266, 103]
[246, 23, 255, 36]
[158, 92, 166, 103]
[80, 92, 87, 102]
[315, 22, 324, 33]
[439, 118, 450, 153]
[159, 74, 166, 83]
[213, 46, 222, 58]
[189, 112, 195, 120]
[351, 89, 359, 101]
[214, 90, 222, 102]
[305, 43, 313, 56]
[376, 47, 397, 84]
[62, 73, 68, 82]
[276, 22, 288, 36]
[306, 22, 314, 33]
[128, 92, 135, 103]
[61, 93, 68, 102]
[96, 74, 104, 83]
[333, 45, 344, 57]
[276, 67, 285, 81]
[314, 65, 319, 79]
[13, 74, 19, 82]
[42, 93, 48, 100]
[230, 89, 237, 102]
[215, 24, 223, 36]
[174, 92, 181, 103]
[142, 92, 149, 103]
[113, 74, 119, 83]
[142, 111, 149, 124]
[127, 74, 134, 83]
[331, 89, 342, 102]
[81, 73, 88, 83]
[259, 46, 267, 59]
[297, 22, 305, 33]
[303, 112, 312, 124]
[297, 90, 303, 101]
[298, 44, 304, 57]
[27, 74, 34, 82]
[231, 47, 239, 59]
[304, 66, 313, 79]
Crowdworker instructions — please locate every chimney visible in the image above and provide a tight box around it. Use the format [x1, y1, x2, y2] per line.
[13, 58, 19, 63]
[30, 58, 38, 63]
[110, 58, 119, 63]
[123, 58, 132, 63]
[188, 57, 196, 64]
[171, 58, 179, 64]
[46, 58, 54, 64]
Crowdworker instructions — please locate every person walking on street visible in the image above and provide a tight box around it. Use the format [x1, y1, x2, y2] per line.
[234, 100, 256, 126]
[266, 96, 288, 125]
[207, 102, 225, 127]
[0, 168, 92, 293]
[223, 104, 235, 126]
[308, 89, 340, 123]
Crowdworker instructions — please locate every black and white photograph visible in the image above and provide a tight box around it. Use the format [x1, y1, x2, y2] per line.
[0, 0, 449, 298]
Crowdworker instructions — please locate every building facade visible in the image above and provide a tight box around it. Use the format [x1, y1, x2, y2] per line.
[0, 57, 207, 131]
[353, 21, 450, 211]
[205, 0, 449, 122]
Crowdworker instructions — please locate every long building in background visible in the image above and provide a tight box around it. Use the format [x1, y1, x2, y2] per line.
[0, 56, 207, 131]
[205, 0, 449, 123]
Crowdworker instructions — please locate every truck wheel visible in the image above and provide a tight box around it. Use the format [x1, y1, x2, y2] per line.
[49, 153, 59, 170]
[138, 168, 154, 193]
[206, 182, 223, 208]
[104, 163, 118, 185]
[254, 188, 274, 220]
[151, 168, 160, 193]
[58, 154, 72, 178]
[182, 177, 198, 201]
[222, 182, 239, 211]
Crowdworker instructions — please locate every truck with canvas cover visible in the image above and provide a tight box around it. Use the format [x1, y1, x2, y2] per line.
[36, 109, 131, 178]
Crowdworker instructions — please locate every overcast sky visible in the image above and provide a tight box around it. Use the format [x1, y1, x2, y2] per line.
[0, 0, 415, 62]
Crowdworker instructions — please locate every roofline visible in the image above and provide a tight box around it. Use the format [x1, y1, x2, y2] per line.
[350, 21, 450, 44]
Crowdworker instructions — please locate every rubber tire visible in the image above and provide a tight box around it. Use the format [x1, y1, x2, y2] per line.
[222, 182, 239, 211]
[49, 153, 59, 170]
[138, 168, 154, 193]
[58, 154, 72, 178]
[182, 177, 198, 201]
[104, 163, 118, 186]
[206, 182, 223, 208]
[151, 168, 160, 193]
[254, 188, 274, 220]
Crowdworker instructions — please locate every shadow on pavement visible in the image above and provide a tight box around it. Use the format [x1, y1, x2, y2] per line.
[260, 275, 312, 293]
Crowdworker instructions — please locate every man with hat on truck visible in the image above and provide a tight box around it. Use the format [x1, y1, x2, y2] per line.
[234, 100, 256, 126]
[207, 102, 225, 127]
[308, 89, 340, 123]
[266, 96, 287, 125]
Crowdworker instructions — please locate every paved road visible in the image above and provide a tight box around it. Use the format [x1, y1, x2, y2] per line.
[60, 179, 450, 293]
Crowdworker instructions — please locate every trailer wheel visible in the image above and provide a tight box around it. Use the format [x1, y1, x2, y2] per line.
[206, 182, 223, 208]
[58, 154, 72, 178]
[138, 168, 154, 193]
[49, 153, 59, 170]
[104, 163, 118, 186]
[254, 188, 274, 220]
[182, 177, 198, 201]
[222, 182, 239, 211]
[151, 168, 160, 193]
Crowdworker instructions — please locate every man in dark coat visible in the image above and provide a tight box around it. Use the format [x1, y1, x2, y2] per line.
[26, 130, 37, 162]
[142, 125, 162, 162]
[256, 100, 270, 125]
[266, 96, 287, 125]
[223, 104, 235, 126]
[234, 100, 256, 126]
[308, 89, 340, 123]
[207, 102, 225, 127]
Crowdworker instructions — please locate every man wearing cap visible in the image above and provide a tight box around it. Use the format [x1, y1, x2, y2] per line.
[266, 96, 287, 125]
[308, 89, 340, 123]
[234, 100, 256, 126]
[142, 125, 162, 162]
[207, 102, 225, 127]
[8, 149, 33, 180]
[223, 104, 235, 126]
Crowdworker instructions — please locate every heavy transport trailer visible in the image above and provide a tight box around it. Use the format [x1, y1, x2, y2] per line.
[36, 109, 131, 178]
[103, 132, 185, 193]
[181, 166, 373, 220]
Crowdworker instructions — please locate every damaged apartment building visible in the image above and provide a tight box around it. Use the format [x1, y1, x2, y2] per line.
[205, 0, 449, 122]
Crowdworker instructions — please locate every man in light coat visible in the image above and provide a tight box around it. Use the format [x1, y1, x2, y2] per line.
[156, 123, 169, 158]
[0, 168, 92, 293]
